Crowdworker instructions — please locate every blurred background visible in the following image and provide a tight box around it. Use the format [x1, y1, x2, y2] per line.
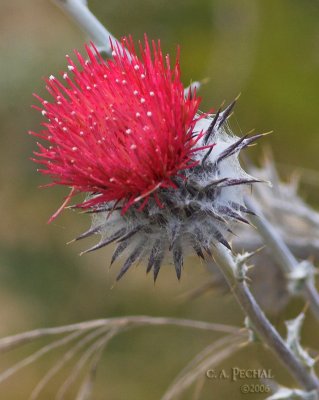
[1, 0, 319, 398]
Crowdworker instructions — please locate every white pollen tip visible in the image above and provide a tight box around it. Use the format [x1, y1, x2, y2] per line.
[141, 74, 146, 79]
[72, 147, 77, 151]
[63, 73, 68, 79]
[86, 86, 91, 90]
[49, 75, 55, 81]
[125, 129, 132, 134]
[122, 80, 127, 84]
[149, 91, 155, 96]
[111, 50, 117, 57]
[147, 111, 152, 117]
[136, 112, 141, 118]
[133, 90, 139, 96]
[140, 98, 146, 103]
[68, 65, 75, 71]
[41, 110, 47, 116]
[130, 144, 137, 150]
[134, 65, 140, 70]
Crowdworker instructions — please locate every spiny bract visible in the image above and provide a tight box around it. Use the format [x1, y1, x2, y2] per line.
[30, 35, 263, 281]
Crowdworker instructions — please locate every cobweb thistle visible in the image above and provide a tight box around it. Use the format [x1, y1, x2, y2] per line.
[30, 35, 264, 281]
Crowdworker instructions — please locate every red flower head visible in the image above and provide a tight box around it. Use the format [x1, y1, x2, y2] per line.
[31, 36, 208, 214]
[31, 35, 262, 281]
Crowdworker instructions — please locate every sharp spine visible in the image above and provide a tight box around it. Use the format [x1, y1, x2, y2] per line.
[147, 239, 162, 273]
[213, 229, 231, 250]
[192, 241, 205, 259]
[110, 240, 130, 265]
[80, 227, 126, 255]
[173, 244, 183, 280]
[216, 178, 262, 188]
[117, 225, 143, 242]
[204, 108, 221, 144]
[216, 132, 268, 165]
[146, 240, 164, 282]
[218, 205, 250, 225]
[116, 241, 144, 280]
[168, 222, 181, 251]
[229, 201, 256, 215]
[215, 135, 248, 165]
[73, 224, 102, 242]
[217, 99, 237, 129]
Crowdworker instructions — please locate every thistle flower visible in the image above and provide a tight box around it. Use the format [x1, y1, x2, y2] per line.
[30, 36, 263, 281]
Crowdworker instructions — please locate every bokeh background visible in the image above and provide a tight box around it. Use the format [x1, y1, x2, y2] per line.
[1, 0, 319, 399]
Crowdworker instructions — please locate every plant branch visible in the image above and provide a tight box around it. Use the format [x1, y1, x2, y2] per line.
[56, 328, 120, 400]
[29, 327, 109, 400]
[0, 330, 84, 384]
[52, 0, 119, 55]
[161, 334, 245, 400]
[0, 315, 242, 354]
[209, 244, 319, 391]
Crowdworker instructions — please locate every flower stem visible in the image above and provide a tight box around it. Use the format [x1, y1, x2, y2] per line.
[209, 244, 319, 391]
[245, 196, 319, 321]
[52, 0, 119, 54]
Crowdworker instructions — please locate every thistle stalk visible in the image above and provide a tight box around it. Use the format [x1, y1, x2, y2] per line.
[53, 0, 119, 55]
[209, 244, 319, 392]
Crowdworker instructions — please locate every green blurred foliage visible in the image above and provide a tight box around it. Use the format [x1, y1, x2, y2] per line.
[1, 0, 319, 399]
